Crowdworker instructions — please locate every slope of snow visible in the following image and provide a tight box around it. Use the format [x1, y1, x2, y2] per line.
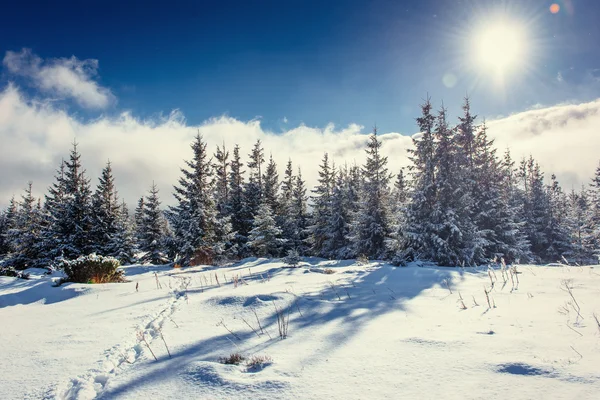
[1, 259, 599, 399]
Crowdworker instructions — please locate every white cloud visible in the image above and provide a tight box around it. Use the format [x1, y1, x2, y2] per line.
[3, 49, 115, 109]
[0, 83, 598, 208]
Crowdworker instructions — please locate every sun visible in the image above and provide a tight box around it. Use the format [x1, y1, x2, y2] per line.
[472, 20, 527, 78]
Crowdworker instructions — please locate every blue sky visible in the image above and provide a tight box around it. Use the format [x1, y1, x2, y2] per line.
[1, 0, 599, 134]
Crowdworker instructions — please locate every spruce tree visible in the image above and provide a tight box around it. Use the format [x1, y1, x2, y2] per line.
[248, 201, 284, 257]
[309, 153, 334, 257]
[213, 142, 230, 217]
[169, 133, 220, 265]
[140, 183, 169, 265]
[588, 162, 600, 261]
[63, 142, 94, 259]
[399, 98, 437, 264]
[323, 166, 352, 258]
[90, 161, 120, 256]
[109, 200, 138, 264]
[263, 154, 280, 214]
[5, 183, 43, 268]
[245, 139, 265, 223]
[290, 168, 310, 255]
[350, 128, 393, 259]
[228, 144, 251, 255]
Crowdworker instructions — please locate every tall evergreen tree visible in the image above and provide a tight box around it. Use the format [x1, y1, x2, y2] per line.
[588, 162, 600, 261]
[90, 161, 121, 256]
[5, 183, 44, 268]
[323, 166, 352, 258]
[62, 142, 94, 259]
[109, 200, 138, 264]
[228, 144, 251, 255]
[140, 183, 169, 264]
[169, 133, 220, 265]
[262, 154, 280, 214]
[1, 198, 18, 259]
[350, 128, 393, 259]
[309, 153, 334, 257]
[289, 168, 310, 255]
[213, 142, 230, 217]
[245, 139, 265, 222]
[248, 201, 284, 257]
[399, 98, 437, 264]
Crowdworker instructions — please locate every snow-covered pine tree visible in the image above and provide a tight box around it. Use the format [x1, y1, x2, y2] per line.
[588, 162, 600, 262]
[453, 98, 483, 264]
[62, 142, 94, 259]
[5, 183, 43, 269]
[38, 160, 69, 264]
[247, 201, 284, 257]
[471, 123, 526, 263]
[245, 139, 265, 223]
[0, 208, 9, 258]
[289, 168, 310, 255]
[263, 155, 280, 213]
[497, 149, 531, 263]
[350, 128, 393, 259]
[108, 200, 138, 264]
[278, 159, 296, 254]
[309, 153, 334, 257]
[90, 161, 121, 256]
[389, 168, 409, 257]
[398, 98, 437, 264]
[140, 182, 169, 265]
[545, 174, 572, 262]
[213, 142, 230, 217]
[169, 133, 220, 265]
[566, 187, 593, 264]
[323, 166, 352, 258]
[0, 198, 18, 259]
[428, 106, 476, 266]
[518, 157, 549, 262]
[228, 144, 251, 256]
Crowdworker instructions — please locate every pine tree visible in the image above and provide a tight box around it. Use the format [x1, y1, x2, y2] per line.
[323, 166, 352, 258]
[566, 187, 593, 264]
[350, 128, 393, 259]
[309, 153, 334, 257]
[472, 123, 527, 263]
[213, 142, 230, 217]
[169, 133, 220, 265]
[289, 168, 310, 255]
[90, 161, 121, 256]
[428, 106, 476, 265]
[39, 160, 69, 263]
[109, 201, 138, 264]
[545, 174, 572, 261]
[140, 183, 169, 265]
[399, 98, 437, 264]
[228, 144, 251, 256]
[263, 154, 280, 214]
[0, 197, 18, 259]
[248, 201, 284, 257]
[588, 162, 600, 262]
[6, 183, 43, 268]
[278, 159, 296, 253]
[245, 140, 265, 223]
[62, 142, 94, 259]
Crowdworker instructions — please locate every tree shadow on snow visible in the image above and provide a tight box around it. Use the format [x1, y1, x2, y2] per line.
[0, 280, 88, 308]
[100, 263, 473, 398]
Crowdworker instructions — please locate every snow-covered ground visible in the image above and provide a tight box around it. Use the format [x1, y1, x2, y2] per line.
[1, 259, 600, 399]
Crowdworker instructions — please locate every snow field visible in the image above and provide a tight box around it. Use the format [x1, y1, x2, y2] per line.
[1, 260, 599, 399]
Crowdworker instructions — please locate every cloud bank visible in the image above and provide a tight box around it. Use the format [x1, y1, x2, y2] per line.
[3, 49, 114, 109]
[0, 79, 598, 208]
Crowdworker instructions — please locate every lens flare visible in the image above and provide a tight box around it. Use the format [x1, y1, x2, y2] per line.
[550, 4, 560, 14]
